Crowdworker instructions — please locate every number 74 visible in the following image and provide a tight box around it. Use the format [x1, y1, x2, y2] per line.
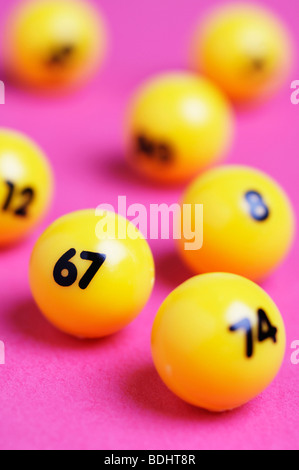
[229, 309, 277, 358]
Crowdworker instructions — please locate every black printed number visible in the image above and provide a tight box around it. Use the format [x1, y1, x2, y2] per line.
[136, 135, 173, 164]
[245, 190, 269, 222]
[229, 318, 253, 358]
[257, 308, 277, 344]
[53, 249, 106, 290]
[229, 308, 277, 358]
[48, 44, 75, 66]
[2, 181, 14, 211]
[79, 251, 106, 290]
[2, 181, 35, 217]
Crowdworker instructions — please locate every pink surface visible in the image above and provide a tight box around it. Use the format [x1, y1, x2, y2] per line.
[0, 0, 298, 450]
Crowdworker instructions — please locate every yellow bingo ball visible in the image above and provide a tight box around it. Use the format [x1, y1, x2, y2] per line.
[151, 273, 286, 411]
[5, 0, 107, 91]
[178, 165, 295, 282]
[125, 72, 234, 184]
[0, 129, 53, 246]
[29, 210, 155, 338]
[191, 4, 293, 103]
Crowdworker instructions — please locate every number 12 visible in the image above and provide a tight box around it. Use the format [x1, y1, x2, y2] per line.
[2, 180, 35, 217]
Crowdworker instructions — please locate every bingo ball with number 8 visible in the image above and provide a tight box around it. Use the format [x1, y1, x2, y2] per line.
[151, 273, 286, 411]
[125, 72, 234, 184]
[5, 0, 107, 91]
[178, 165, 295, 281]
[29, 210, 155, 338]
[0, 129, 53, 246]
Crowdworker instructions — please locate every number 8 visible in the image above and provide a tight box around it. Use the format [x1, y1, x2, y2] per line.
[245, 190, 269, 222]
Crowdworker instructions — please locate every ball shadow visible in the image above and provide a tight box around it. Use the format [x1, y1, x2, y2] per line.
[90, 151, 186, 193]
[0, 67, 83, 101]
[121, 362, 247, 422]
[155, 250, 192, 289]
[0, 233, 35, 255]
[6, 297, 127, 351]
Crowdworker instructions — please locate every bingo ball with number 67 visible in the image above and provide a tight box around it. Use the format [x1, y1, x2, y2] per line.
[151, 273, 286, 411]
[178, 165, 295, 281]
[29, 210, 155, 338]
[0, 129, 53, 246]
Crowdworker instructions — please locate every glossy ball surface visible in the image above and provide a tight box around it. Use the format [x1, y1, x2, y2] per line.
[151, 273, 286, 411]
[5, 0, 107, 91]
[125, 72, 234, 184]
[29, 209, 155, 338]
[191, 4, 293, 103]
[0, 129, 53, 246]
[178, 165, 295, 281]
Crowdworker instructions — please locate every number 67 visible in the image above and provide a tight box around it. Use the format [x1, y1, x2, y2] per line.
[53, 248, 106, 290]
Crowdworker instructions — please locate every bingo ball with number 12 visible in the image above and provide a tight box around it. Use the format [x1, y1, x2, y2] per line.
[29, 210, 155, 338]
[178, 165, 295, 281]
[151, 273, 286, 411]
[0, 129, 53, 246]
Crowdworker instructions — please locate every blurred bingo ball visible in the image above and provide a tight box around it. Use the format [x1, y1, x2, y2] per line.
[191, 4, 293, 103]
[5, 0, 107, 90]
[0, 129, 53, 246]
[125, 72, 234, 184]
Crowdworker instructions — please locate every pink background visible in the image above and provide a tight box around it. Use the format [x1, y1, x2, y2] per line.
[0, 0, 298, 450]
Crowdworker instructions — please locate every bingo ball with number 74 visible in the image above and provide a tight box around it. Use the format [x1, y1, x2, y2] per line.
[0, 129, 53, 246]
[151, 273, 286, 411]
[29, 210, 155, 338]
